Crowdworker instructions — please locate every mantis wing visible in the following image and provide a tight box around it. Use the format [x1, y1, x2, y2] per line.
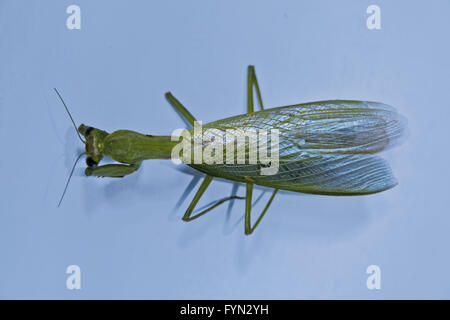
[193, 100, 406, 195]
[256, 153, 397, 195]
[192, 153, 397, 195]
[205, 100, 406, 154]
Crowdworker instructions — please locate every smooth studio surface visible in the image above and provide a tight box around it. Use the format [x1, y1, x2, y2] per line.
[0, 0, 448, 298]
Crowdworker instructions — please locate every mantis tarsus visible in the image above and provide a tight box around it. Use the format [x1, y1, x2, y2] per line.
[57, 65, 406, 235]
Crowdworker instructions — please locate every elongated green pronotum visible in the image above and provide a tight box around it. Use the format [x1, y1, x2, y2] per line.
[57, 66, 406, 235]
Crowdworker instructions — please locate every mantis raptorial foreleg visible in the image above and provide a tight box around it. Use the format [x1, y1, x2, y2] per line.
[85, 162, 141, 178]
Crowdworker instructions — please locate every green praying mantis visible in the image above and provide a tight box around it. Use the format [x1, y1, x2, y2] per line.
[57, 65, 406, 235]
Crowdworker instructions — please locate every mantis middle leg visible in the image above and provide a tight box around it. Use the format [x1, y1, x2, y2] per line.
[182, 175, 245, 222]
[175, 66, 279, 234]
[163, 93, 222, 221]
[165, 92, 197, 127]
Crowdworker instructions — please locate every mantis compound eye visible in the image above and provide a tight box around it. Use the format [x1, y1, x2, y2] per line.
[86, 157, 98, 167]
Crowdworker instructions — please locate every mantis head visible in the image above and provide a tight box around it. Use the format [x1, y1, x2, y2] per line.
[78, 124, 109, 167]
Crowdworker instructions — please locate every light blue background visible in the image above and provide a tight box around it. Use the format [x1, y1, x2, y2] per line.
[0, 0, 448, 299]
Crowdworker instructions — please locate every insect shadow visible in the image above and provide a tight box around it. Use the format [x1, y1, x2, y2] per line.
[165, 162, 372, 249]
[168, 164, 275, 235]
[61, 126, 372, 269]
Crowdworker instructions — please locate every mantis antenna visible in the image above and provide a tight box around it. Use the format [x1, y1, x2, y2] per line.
[58, 152, 85, 207]
[53, 88, 86, 143]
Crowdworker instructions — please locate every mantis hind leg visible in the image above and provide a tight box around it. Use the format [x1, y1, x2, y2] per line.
[245, 66, 275, 234]
[245, 183, 278, 235]
[165, 92, 197, 127]
[85, 162, 141, 178]
[247, 65, 264, 113]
